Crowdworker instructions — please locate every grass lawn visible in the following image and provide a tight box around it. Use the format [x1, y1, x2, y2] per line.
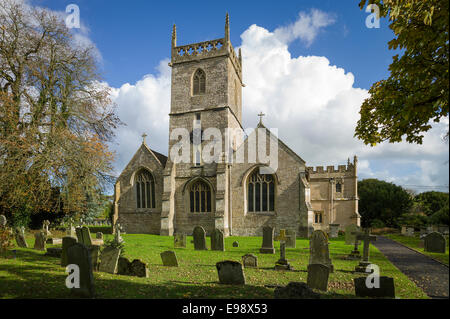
[0, 232, 429, 299]
[383, 233, 449, 266]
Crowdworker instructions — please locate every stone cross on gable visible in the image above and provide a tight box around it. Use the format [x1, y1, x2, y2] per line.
[355, 228, 377, 272]
[142, 133, 148, 144]
[258, 112, 265, 124]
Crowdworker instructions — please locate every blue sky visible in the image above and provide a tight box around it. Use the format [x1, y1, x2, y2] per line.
[31, 0, 449, 193]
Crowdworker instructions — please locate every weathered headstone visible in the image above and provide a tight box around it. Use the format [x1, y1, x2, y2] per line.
[242, 254, 258, 268]
[285, 229, 296, 248]
[117, 257, 131, 275]
[33, 231, 47, 251]
[355, 229, 377, 272]
[174, 233, 186, 248]
[216, 260, 246, 285]
[328, 224, 340, 238]
[130, 259, 149, 277]
[424, 232, 446, 253]
[307, 264, 330, 291]
[99, 247, 121, 274]
[274, 282, 320, 299]
[309, 230, 333, 272]
[275, 229, 293, 270]
[61, 236, 78, 267]
[405, 226, 415, 237]
[259, 226, 275, 254]
[15, 227, 28, 248]
[232, 241, 239, 247]
[76, 226, 93, 246]
[211, 229, 225, 251]
[42, 220, 51, 236]
[66, 243, 95, 298]
[345, 224, 360, 245]
[354, 276, 395, 298]
[160, 250, 179, 267]
[96, 232, 103, 240]
[193, 226, 207, 250]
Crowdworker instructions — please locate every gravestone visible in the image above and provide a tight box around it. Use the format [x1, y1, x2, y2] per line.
[354, 276, 395, 298]
[42, 220, 51, 236]
[61, 236, 78, 267]
[46, 238, 62, 245]
[130, 259, 149, 277]
[424, 232, 446, 253]
[96, 232, 103, 240]
[117, 257, 131, 275]
[309, 230, 333, 272]
[355, 229, 377, 272]
[232, 241, 239, 247]
[274, 282, 320, 299]
[160, 250, 179, 267]
[193, 226, 207, 250]
[275, 229, 293, 270]
[114, 223, 124, 244]
[33, 231, 47, 251]
[99, 247, 121, 274]
[67, 243, 95, 298]
[174, 233, 186, 248]
[346, 229, 362, 260]
[45, 247, 62, 258]
[15, 227, 28, 248]
[259, 226, 275, 254]
[242, 254, 258, 268]
[211, 229, 225, 251]
[285, 229, 296, 248]
[307, 264, 330, 292]
[76, 226, 93, 246]
[328, 224, 340, 238]
[67, 224, 76, 237]
[345, 224, 360, 245]
[405, 226, 415, 237]
[216, 260, 246, 285]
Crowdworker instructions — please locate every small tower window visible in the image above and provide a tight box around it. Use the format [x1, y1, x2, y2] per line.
[336, 182, 342, 193]
[314, 212, 323, 224]
[193, 69, 206, 95]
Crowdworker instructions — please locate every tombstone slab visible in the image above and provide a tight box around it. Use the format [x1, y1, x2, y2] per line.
[211, 229, 225, 251]
[193, 226, 207, 250]
[216, 260, 246, 285]
[174, 233, 187, 248]
[424, 232, 446, 253]
[130, 259, 149, 277]
[285, 230, 296, 248]
[67, 243, 95, 298]
[61, 236, 78, 267]
[309, 230, 334, 272]
[99, 247, 121, 274]
[15, 227, 28, 248]
[259, 226, 275, 254]
[76, 226, 93, 246]
[307, 264, 330, 292]
[33, 231, 47, 251]
[117, 257, 131, 275]
[242, 254, 258, 268]
[354, 276, 395, 298]
[160, 250, 179, 267]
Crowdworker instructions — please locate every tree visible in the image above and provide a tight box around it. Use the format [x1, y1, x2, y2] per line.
[358, 179, 413, 227]
[413, 191, 449, 216]
[0, 1, 121, 222]
[356, 0, 449, 145]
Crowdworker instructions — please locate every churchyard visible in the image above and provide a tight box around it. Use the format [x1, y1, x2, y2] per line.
[0, 226, 430, 299]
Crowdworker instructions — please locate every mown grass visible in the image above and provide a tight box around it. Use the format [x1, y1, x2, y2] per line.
[383, 233, 449, 266]
[0, 232, 429, 299]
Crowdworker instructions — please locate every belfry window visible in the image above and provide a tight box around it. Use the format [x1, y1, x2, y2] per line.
[136, 170, 155, 209]
[247, 170, 275, 213]
[189, 180, 212, 213]
[193, 69, 206, 95]
[336, 182, 342, 193]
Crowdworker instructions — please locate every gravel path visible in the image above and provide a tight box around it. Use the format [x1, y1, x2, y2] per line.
[373, 236, 449, 299]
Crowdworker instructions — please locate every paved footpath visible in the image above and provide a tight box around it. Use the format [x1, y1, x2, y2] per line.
[373, 236, 449, 299]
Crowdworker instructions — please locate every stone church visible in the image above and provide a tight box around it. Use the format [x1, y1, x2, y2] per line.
[113, 15, 360, 238]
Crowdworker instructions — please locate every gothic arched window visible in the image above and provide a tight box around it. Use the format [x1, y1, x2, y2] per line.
[247, 170, 275, 213]
[189, 180, 212, 213]
[193, 69, 206, 95]
[135, 170, 155, 209]
[336, 182, 342, 193]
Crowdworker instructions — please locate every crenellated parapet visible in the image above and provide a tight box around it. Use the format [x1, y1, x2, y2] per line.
[306, 156, 358, 176]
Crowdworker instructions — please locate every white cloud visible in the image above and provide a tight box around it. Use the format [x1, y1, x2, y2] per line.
[109, 9, 449, 192]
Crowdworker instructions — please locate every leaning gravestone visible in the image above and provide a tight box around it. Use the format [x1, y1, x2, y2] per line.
[307, 264, 330, 292]
[354, 276, 395, 298]
[15, 227, 28, 248]
[211, 229, 225, 251]
[309, 230, 334, 272]
[76, 226, 93, 246]
[33, 231, 47, 251]
[259, 226, 275, 254]
[160, 250, 179, 267]
[242, 254, 258, 268]
[61, 236, 78, 267]
[174, 233, 186, 248]
[345, 224, 360, 245]
[130, 259, 149, 277]
[285, 229, 296, 248]
[216, 260, 246, 285]
[424, 232, 446, 253]
[67, 243, 95, 298]
[193, 226, 207, 250]
[99, 247, 121, 274]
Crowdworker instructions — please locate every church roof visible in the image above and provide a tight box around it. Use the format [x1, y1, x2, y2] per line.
[141, 143, 167, 167]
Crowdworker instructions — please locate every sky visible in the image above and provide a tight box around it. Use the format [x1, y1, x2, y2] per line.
[30, 0, 449, 193]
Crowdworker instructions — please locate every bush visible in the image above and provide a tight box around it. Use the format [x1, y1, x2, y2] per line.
[103, 238, 125, 257]
[371, 219, 385, 229]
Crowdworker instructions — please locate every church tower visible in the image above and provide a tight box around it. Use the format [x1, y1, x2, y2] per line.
[161, 14, 243, 236]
